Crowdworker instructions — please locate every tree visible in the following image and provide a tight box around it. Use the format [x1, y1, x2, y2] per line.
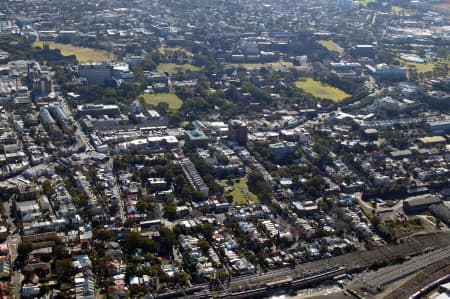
[55, 258, 76, 283]
[217, 154, 230, 166]
[191, 190, 205, 202]
[314, 227, 327, 238]
[156, 102, 169, 114]
[163, 204, 177, 221]
[93, 229, 113, 242]
[178, 272, 191, 285]
[159, 227, 176, 255]
[142, 53, 157, 70]
[54, 243, 69, 259]
[123, 232, 155, 254]
[113, 158, 128, 172]
[54, 293, 70, 299]
[197, 240, 210, 254]
[247, 172, 265, 194]
[39, 285, 51, 296]
[247, 172, 273, 203]
[169, 113, 182, 127]
[136, 200, 151, 213]
[18, 242, 33, 258]
[42, 180, 55, 197]
[197, 224, 215, 240]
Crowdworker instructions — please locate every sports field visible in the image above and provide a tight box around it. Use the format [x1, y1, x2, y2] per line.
[295, 78, 350, 102]
[141, 93, 183, 110]
[157, 63, 200, 74]
[399, 61, 435, 73]
[33, 41, 116, 62]
[318, 40, 344, 54]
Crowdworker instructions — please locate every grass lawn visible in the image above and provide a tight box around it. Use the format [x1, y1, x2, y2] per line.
[33, 41, 116, 62]
[318, 40, 344, 54]
[354, 0, 374, 6]
[295, 78, 350, 102]
[230, 63, 264, 69]
[141, 93, 183, 110]
[227, 179, 259, 206]
[392, 6, 416, 15]
[156, 63, 200, 74]
[401, 61, 435, 73]
[397, 59, 436, 77]
[158, 46, 193, 57]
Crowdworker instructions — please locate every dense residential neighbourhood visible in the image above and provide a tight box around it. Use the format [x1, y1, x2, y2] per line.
[0, 0, 449, 298]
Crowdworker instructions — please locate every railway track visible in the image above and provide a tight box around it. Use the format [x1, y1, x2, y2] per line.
[179, 232, 450, 299]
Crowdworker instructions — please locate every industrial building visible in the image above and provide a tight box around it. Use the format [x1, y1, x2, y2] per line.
[76, 104, 121, 118]
[403, 194, 442, 213]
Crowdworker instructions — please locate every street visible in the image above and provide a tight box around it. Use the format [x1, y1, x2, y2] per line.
[3, 200, 22, 299]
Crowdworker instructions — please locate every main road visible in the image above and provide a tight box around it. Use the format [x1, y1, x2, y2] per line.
[55, 88, 95, 152]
